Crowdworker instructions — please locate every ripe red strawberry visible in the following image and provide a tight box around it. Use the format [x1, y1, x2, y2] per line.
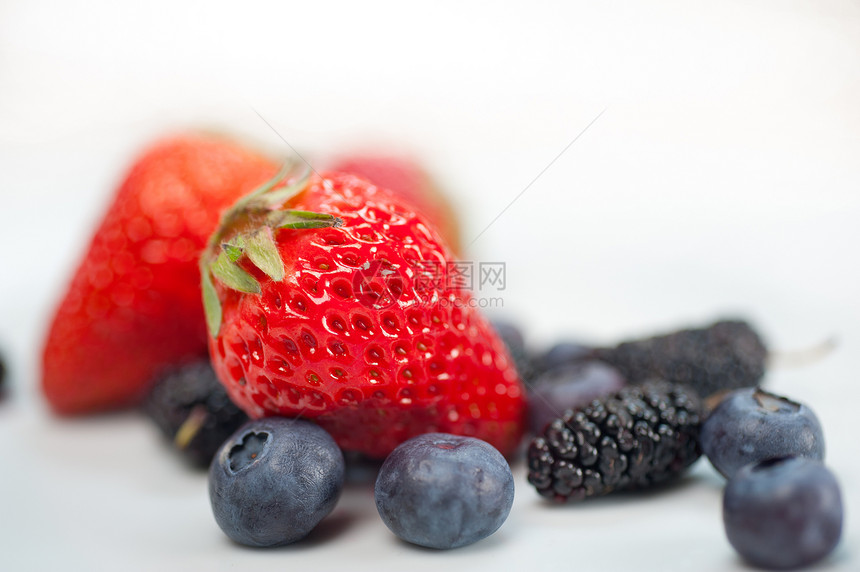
[328, 154, 462, 253]
[42, 135, 279, 414]
[203, 170, 524, 458]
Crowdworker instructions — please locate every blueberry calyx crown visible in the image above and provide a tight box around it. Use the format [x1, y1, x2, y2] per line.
[753, 388, 800, 413]
[228, 431, 270, 472]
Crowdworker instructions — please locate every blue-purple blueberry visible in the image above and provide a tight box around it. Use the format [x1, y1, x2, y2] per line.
[374, 433, 514, 549]
[534, 340, 595, 375]
[527, 362, 625, 434]
[701, 388, 824, 478]
[208, 418, 344, 547]
[723, 457, 842, 569]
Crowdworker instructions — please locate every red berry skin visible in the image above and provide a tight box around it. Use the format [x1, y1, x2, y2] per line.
[208, 173, 524, 459]
[329, 155, 462, 254]
[42, 135, 278, 414]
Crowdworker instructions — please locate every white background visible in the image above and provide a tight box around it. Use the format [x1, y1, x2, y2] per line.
[1, 1, 858, 570]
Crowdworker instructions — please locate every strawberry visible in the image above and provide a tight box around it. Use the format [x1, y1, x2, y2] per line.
[328, 154, 462, 253]
[202, 169, 524, 458]
[42, 135, 279, 414]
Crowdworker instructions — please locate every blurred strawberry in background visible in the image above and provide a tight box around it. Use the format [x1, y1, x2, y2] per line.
[329, 154, 462, 254]
[42, 135, 279, 414]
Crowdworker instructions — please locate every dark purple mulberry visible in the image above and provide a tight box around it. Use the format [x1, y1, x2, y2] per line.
[143, 360, 248, 468]
[593, 320, 766, 398]
[527, 380, 702, 502]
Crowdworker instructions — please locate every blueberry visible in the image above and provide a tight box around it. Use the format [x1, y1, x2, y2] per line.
[374, 433, 515, 549]
[527, 362, 625, 434]
[208, 418, 344, 547]
[701, 388, 825, 478]
[724, 457, 843, 569]
[534, 341, 595, 375]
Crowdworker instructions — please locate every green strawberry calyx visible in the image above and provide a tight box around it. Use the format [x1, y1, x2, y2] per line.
[200, 163, 343, 337]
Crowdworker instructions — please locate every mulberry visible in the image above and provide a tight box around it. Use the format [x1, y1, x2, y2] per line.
[143, 360, 248, 467]
[527, 380, 702, 502]
[593, 320, 766, 398]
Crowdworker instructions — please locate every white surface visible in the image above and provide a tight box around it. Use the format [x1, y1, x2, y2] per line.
[1, 1, 858, 570]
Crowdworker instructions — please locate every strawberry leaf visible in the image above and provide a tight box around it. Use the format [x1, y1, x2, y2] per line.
[211, 250, 261, 294]
[245, 228, 285, 282]
[222, 238, 245, 262]
[268, 210, 344, 230]
[201, 269, 222, 337]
